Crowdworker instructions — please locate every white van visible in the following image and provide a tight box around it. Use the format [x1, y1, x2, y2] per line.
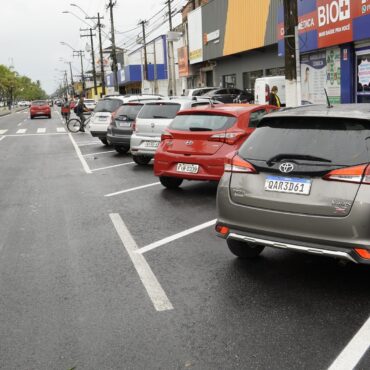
[254, 76, 286, 106]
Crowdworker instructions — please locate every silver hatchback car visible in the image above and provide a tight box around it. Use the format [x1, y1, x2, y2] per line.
[216, 104, 370, 264]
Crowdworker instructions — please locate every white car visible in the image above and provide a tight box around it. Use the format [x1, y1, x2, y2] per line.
[18, 101, 31, 107]
[130, 98, 217, 165]
[83, 99, 97, 112]
[109, 94, 164, 104]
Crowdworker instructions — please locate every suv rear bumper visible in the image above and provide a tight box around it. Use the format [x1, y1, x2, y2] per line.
[130, 133, 159, 157]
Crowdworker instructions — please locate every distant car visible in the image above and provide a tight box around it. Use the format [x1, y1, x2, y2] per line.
[18, 101, 31, 107]
[202, 88, 244, 103]
[154, 104, 276, 188]
[55, 100, 63, 107]
[30, 100, 51, 119]
[233, 90, 254, 104]
[88, 98, 124, 145]
[130, 99, 215, 165]
[216, 104, 370, 264]
[111, 95, 164, 104]
[183, 87, 217, 97]
[83, 99, 97, 113]
[107, 101, 153, 154]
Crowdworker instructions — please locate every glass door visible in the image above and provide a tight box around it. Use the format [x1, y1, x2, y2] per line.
[356, 50, 370, 103]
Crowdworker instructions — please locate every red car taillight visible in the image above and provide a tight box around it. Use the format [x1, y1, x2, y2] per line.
[132, 120, 136, 132]
[209, 131, 245, 145]
[224, 155, 258, 174]
[323, 164, 370, 184]
[161, 131, 173, 141]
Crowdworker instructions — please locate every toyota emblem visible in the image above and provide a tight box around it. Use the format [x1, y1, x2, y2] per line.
[185, 140, 193, 145]
[279, 162, 295, 173]
[151, 123, 155, 128]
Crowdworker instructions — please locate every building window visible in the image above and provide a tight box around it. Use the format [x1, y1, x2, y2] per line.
[223, 74, 236, 88]
[243, 70, 263, 93]
[266, 67, 285, 76]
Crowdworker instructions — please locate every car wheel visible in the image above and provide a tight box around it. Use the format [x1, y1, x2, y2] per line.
[100, 138, 109, 145]
[48, 115, 51, 119]
[132, 155, 151, 165]
[114, 145, 129, 154]
[30, 116, 34, 119]
[227, 239, 264, 259]
[159, 176, 183, 189]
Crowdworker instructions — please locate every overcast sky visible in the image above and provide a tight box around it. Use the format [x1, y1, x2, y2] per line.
[0, 0, 185, 94]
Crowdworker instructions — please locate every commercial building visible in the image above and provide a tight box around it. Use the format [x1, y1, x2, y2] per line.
[278, 0, 370, 104]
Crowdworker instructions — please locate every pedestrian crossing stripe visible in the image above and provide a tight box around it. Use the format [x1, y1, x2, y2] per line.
[0, 129, 7, 134]
[16, 129, 27, 134]
[57, 127, 66, 132]
[37, 128, 46, 133]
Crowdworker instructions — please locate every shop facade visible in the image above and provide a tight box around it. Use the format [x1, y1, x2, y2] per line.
[278, 0, 370, 104]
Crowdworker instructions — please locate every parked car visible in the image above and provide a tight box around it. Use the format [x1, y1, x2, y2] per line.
[202, 88, 244, 103]
[254, 76, 286, 106]
[30, 100, 51, 119]
[88, 98, 124, 145]
[83, 99, 97, 113]
[216, 104, 370, 265]
[183, 87, 217, 97]
[154, 104, 276, 188]
[112, 95, 164, 104]
[18, 101, 31, 107]
[107, 101, 150, 154]
[233, 90, 254, 104]
[130, 99, 214, 165]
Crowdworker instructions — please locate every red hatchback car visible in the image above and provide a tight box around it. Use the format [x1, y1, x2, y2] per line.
[154, 104, 277, 188]
[30, 100, 51, 119]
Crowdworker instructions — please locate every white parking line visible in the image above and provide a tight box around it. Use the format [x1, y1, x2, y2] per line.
[76, 141, 101, 146]
[91, 162, 134, 172]
[16, 129, 27, 134]
[37, 128, 46, 133]
[68, 133, 92, 174]
[110, 213, 174, 312]
[137, 219, 217, 255]
[83, 150, 116, 156]
[0, 129, 7, 135]
[57, 127, 66, 133]
[328, 316, 370, 370]
[0, 136, 5, 142]
[105, 182, 161, 197]
[3, 133, 67, 137]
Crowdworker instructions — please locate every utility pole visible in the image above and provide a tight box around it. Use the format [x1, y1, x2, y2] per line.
[73, 50, 86, 93]
[107, 0, 119, 92]
[283, 0, 298, 107]
[139, 20, 148, 81]
[166, 0, 177, 96]
[67, 62, 75, 97]
[80, 28, 98, 97]
[86, 13, 106, 97]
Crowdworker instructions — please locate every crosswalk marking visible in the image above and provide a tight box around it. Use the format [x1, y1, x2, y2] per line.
[16, 129, 27, 134]
[57, 127, 66, 133]
[37, 128, 46, 133]
[0, 129, 8, 135]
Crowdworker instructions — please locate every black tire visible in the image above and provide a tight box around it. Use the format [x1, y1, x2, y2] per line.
[30, 116, 34, 120]
[67, 118, 81, 133]
[100, 138, 109, 145]
[48, 115, 51, 119]
[114, 145, 129, 154]
[227, 239, 264, 259]
[132, 155, 152, 165]
[159, 176, 183, 189]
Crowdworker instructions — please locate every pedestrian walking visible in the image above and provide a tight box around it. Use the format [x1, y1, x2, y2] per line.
[268, 86, 281, 107]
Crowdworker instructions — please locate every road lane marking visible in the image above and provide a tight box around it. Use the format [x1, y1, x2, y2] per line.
[3, 133, 67, 137]
[328, 316, 370, 370]
[68, 133, 92, 174]
[137, 219, 217, 255]
[83, 150, 116, 156]
[110, 213, 173, 312]
[0, 130, 7, 135]
[57, 127, 66, 133]
[76, 141, 101, 146]
[37, 128, 46, 133]
[105, 182, 161, 197]
[91, 162, 134, 172]
[0, 136, 5, 142]
[16, 129, 27, 134]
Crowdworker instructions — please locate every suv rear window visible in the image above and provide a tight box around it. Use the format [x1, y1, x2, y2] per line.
[138, 103, 181, 119]
[115, 104, 143, 121]
[239, 116, 370, 166]
[170, 114, 236, 131]
[94, 99, 122, 113]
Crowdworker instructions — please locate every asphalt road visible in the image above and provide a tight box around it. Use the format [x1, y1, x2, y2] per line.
[0, 108, 369, 370]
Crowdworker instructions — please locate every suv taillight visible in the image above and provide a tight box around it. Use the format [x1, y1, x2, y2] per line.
[224, 155, 258, 174]
[161, 131, 173, 141]
[132, 120, 136, 132]
[209, 131, 245, 145]
[323, 164, 370, 184]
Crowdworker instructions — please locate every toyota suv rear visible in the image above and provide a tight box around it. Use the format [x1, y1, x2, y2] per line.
[216, 104, 370, 264]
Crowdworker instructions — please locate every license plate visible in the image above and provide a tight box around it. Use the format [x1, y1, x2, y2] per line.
[98, 117, 107, 121]
[143, 141, 159, 148]
[118, 122, 131, 127]
[264, 176, 311, 195]
[176, 163, 199, 174]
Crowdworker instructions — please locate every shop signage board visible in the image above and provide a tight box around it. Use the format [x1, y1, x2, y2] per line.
[178, 47, 190, 77]
[188, 7, 203, 64]
[278, 0, 370, 54]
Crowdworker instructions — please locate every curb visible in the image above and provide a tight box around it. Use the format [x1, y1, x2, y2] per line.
[0, 107, 28, 117]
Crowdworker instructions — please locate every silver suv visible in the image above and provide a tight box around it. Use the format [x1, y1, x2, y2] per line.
[216, 104, 370, 265]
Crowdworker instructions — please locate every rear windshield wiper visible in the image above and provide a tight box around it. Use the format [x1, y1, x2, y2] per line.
[266, 153, 332, 166]
[152, 115, 169, 119]
[189, 127, 213, 131]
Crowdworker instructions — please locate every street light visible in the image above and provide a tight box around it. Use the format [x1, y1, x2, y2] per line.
[62, 10, 93, 28]
[70, 3, 89, 17]
[60, 41, 76, 51]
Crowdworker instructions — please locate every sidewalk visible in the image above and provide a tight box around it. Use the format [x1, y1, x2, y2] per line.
[0, 107, 27, 117]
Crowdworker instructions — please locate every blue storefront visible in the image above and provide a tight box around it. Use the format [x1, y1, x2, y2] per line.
[278, 0, 370, 104]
